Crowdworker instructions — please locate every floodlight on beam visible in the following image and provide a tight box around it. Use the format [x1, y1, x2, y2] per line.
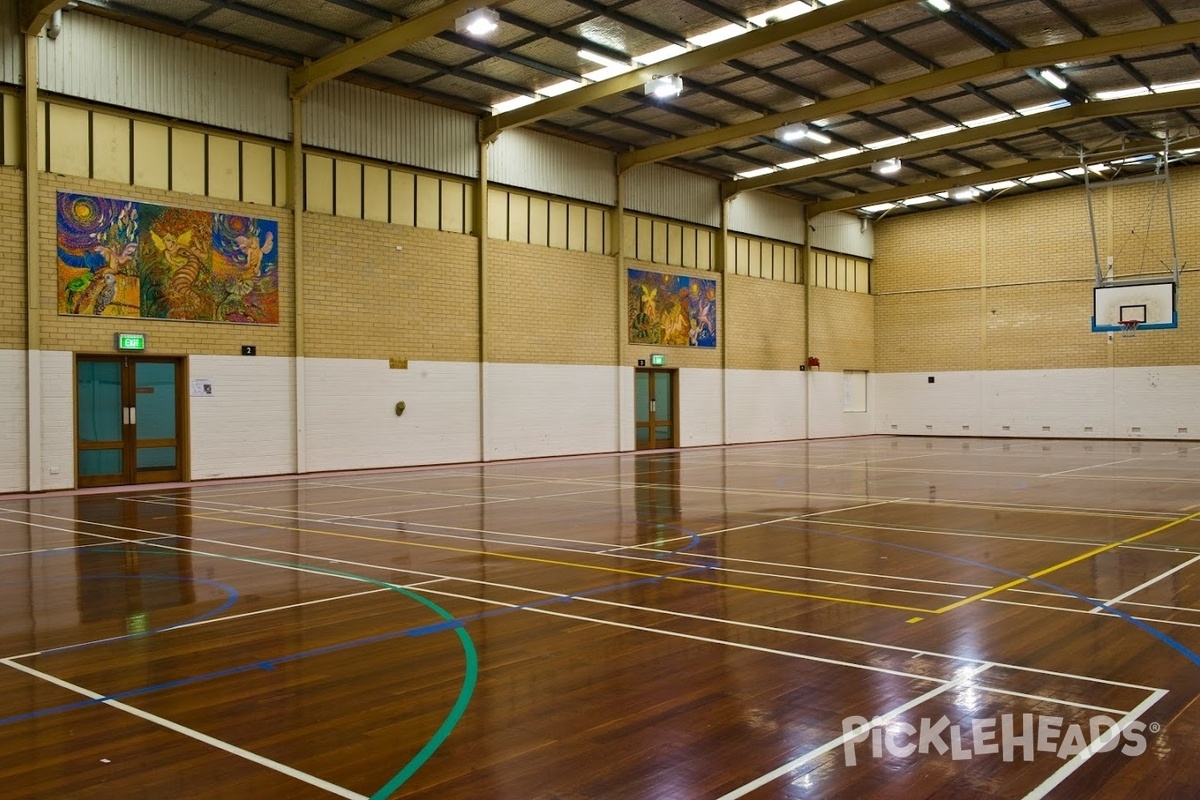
[872, 157, 902, 175]
[776, 122, 830, 144]
[950, 186, 978, 200]
[644, 75, 683, 98]
[456, 7, 500, 37]
[927, 0, 952, 11]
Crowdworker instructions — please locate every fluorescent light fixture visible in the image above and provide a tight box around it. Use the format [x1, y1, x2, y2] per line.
[927, 0, 952, 11]
[689, 24, 745, 47]
[1095, 86, 1151, 101]
[737, 167, 777, 178]
[913, 124, 960, 139]
[644, 75, 683, 98]
[977, 179, 1018, 192]
[904, 195, 940, 205]
[865, 136, 909, 150]
[1039, 68, 1069, 90]
[873, 157, 902, 175]
[1151, 77, 1200, 93]
[861, 203, 896, 213]
[778, 157, 818, 169]
[1025, 171, 1065, 184]
[825, 147, 861, 159]
[1017, 99, 1071, 116]
[456, 8, 499, 36]
[539, 80, 581, 97]
[777, 123, 809, 142]
[578, 49, 625, 68]
[492, 95, 537, 114]
[949, 186, 978, 200]
[964, 112, 1013, 128]
[634, 45, 688, 66]
[805, 128, 832, 144]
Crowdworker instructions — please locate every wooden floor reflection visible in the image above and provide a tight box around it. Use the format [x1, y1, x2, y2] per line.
[3, 436, 1200, 799]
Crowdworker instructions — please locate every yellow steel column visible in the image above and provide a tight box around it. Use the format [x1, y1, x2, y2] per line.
[23, 33, 42, 492]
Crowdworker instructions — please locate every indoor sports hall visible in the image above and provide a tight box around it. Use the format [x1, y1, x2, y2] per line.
[2, 1, 1199, 797]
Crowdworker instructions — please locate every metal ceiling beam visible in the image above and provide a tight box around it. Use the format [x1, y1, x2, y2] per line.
[18, 0, 72, 34]
[725, 88, 1200, 197]
[621, 20, 1200, 171]
[289, 0, 518, 99]
[806, 157, 1080, 216]
[479, 0, 911, 141]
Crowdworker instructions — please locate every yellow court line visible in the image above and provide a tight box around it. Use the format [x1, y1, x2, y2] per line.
[933, 511, 1200, 615]
[189, 513, 927, 613]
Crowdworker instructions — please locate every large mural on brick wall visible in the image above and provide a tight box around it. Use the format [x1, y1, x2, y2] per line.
[628, 268, 717, 348]
[57, 192, 279, 324]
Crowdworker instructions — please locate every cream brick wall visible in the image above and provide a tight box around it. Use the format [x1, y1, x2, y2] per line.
[0, 169, 25, 350]
[809, 286, 874, 372]
[725, 273, 805, 371]
[488, 239, 618, 365]
[303, 213, 478, 362]
[875, 170, 1200, 374]
[39, 173, 294, 358]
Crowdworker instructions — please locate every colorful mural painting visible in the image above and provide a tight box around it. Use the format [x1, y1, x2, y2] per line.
[57, 192, 279, 324]
[628, 268, 717, 348]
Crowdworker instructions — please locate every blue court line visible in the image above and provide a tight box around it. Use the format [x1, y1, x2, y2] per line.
[776, 519, 1200, 669]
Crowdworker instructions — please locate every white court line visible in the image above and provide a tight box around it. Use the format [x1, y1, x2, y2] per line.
[716, 664, 996, 799]
[1, 657, 367, 799]
[1087, 553, 1200, 614]
[1039, 457, 1144, 477]
[1023, 689, 1169, 800]
[0, 507, 1165, 692]
[982, 597, 1200, 629]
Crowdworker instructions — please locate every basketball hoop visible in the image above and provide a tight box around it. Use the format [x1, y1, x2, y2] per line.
[1119, 320, 1140, 338]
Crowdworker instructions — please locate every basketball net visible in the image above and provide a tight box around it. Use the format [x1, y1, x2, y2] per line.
[1119, 320, 1140, 338]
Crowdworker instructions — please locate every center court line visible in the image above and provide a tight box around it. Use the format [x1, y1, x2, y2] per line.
[1, 657, 367, 800]
[1086, 553, 1200, 614]
[1022, 688, 1169, 800]
[716, 663, 996, 800]
[0, 510, 1160, 694]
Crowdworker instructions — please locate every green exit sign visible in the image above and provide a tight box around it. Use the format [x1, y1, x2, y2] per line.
[650, 354, 665, 366]
[116, 333, 146, 351]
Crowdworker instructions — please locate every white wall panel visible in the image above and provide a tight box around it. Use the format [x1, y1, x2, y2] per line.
[305, 82, 477, 178]
[626, 163, 719, 228]
[0, 350, 26, 493]
[0, 1, 18, 86]
[305, 359, 480, 472]
[190, 356, 295, 480]
[875, 366, 1200, 441]
[809, 371, 874, 439]
[728, 193, 805, 245]
[726, 369, 806, 443]
[1113, 367, 1200, 439]
[40, 350, 74, 491]
[678, 368, 724, 447]
[811, 210, 873, 258]
[484, 363, 618, 459]
[489, 128, 615, 206]
[38, 12, 290, 140]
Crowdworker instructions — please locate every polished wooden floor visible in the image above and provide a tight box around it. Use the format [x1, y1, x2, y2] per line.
[3, 436, 1200, 799]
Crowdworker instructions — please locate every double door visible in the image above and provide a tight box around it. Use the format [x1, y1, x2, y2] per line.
[634, 368, 676, 450]
[76, 356, 185, 487]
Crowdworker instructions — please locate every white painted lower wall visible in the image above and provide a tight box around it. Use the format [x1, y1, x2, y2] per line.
[189, 355, 296, 480]
[678, 368, 724, 447]
[809, 370, 874, 439]
[304, 358, 480, 472]
[726, 369, 807, 443]
[0, 349, 27, 493]
[875, 366, 1200, 439]
[484, 363, 619, 460]
[40, 350, 75, 491]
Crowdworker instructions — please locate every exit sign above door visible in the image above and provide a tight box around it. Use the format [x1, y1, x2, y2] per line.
[115, 333, 146, 351]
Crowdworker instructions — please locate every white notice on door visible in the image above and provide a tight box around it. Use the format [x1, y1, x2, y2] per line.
[190, 377, 214, 397]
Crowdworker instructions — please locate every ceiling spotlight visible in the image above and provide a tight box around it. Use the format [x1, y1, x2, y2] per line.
[456, 7, 500, 37]
[873, 158, 902, 175]
[1039, 68, 1069, 90]
[927, 0, 952, 11]
[644, 75, 683, 98]
[950, 186, 978, 200]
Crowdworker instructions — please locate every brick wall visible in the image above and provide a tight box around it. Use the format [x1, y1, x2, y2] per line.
[487, 238, 618, 365]
[724, 273, 805, 370]
[809, 286, 875, 372]
[302, 213, 478, 361]
[0, 168, 26, 349]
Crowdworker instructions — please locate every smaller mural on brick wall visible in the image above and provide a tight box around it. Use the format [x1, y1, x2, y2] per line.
[57, 192, 279, 324]
[628, 268, 717, 348]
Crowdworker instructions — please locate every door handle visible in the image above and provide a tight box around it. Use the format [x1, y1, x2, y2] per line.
[650, 399, 656, 413]
[123, 406, 137, 425]
[123, 407, 129, 425]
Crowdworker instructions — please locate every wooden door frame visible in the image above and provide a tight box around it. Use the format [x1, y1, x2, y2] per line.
[75, 354, 189, 488]
[635, 367, 678, 450]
